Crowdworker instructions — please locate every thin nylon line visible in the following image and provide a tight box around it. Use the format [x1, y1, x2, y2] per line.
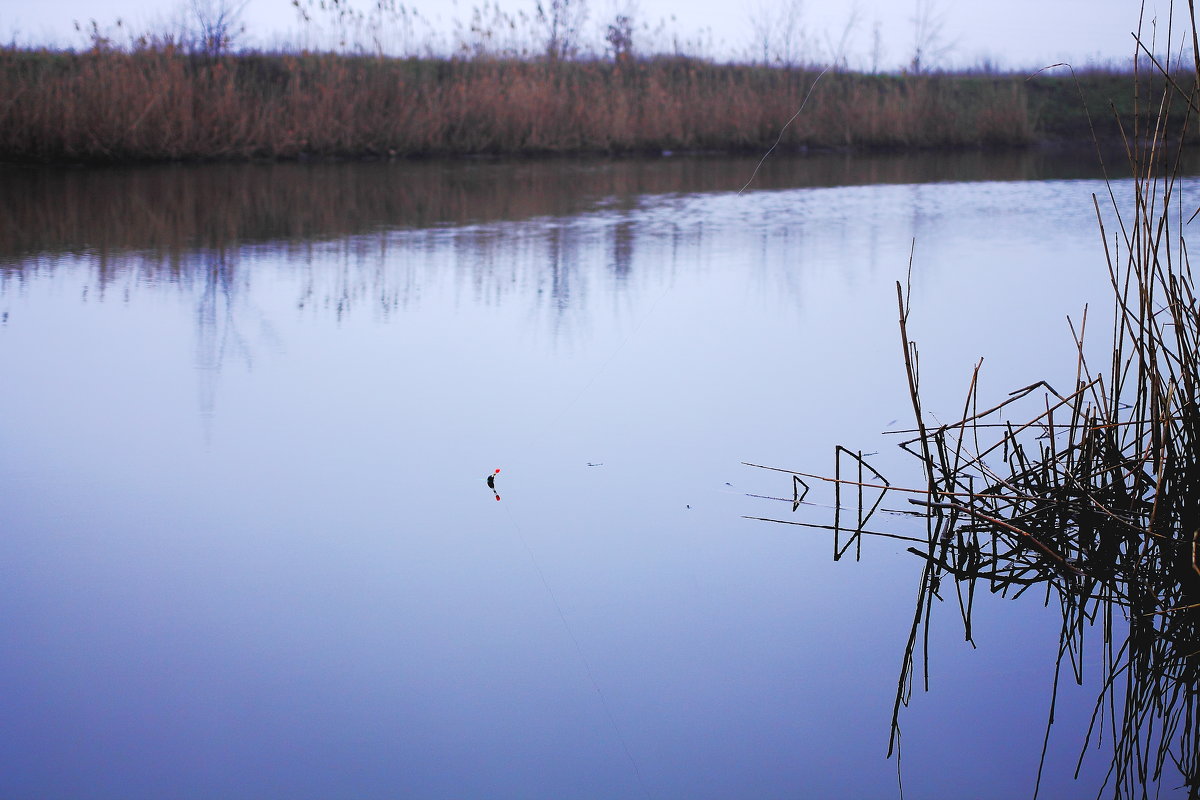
[737, 66, 832, 196]
[484, 69, 835, 797]
[516, 65, 830, 449]
[500, 502, 653, 800]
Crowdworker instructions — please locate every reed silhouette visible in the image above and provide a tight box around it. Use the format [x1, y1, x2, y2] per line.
[751, 7, 1200, 799]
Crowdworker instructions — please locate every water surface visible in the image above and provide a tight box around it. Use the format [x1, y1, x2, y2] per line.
[0, 150, 1186, 798]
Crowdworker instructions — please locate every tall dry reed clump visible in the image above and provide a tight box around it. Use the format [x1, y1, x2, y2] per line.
[0, 47, 1041, 163]
[752, 12, 1200, 800]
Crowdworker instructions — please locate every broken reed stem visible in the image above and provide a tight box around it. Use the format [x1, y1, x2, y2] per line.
[752, 10, 1200, 794]
[909, 498, 1085, 576]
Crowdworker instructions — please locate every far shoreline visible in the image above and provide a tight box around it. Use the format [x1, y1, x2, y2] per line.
[1, 48, 1190, 167]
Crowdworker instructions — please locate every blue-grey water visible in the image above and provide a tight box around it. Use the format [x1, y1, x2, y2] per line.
[0, 152, 1186, 798]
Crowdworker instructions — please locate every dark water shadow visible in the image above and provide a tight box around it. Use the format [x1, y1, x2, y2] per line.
[0, 147, 1182, 269]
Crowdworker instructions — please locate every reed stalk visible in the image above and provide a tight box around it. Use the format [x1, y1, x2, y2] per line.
[752, 6, 1200, 798]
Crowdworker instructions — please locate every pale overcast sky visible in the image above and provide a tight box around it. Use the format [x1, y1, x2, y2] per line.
[2, 0, 1181, 70]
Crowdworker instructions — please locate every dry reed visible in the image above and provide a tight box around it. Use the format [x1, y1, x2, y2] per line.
[0, 47, 1126, 164]
[750, 7, 1200, 800]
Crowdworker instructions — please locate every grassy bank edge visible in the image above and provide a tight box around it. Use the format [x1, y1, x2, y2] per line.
[1, 48, 1192, 165]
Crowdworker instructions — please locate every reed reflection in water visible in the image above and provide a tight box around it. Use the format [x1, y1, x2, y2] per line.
[0, 153, 1184, 799]
[0, 146, 1176, 266]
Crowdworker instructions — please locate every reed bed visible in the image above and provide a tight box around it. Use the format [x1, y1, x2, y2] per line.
[751, 13, 1200, 800]
[0, 47, 1168, 164]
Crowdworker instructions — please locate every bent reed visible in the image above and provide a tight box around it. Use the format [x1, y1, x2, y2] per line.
[751, 8, 1200, 799]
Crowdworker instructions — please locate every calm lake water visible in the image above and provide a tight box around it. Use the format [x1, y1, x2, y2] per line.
[0, 150, 1192, 799]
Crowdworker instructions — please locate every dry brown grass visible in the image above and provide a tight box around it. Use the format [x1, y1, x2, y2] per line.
[0, 48, 1047, 163]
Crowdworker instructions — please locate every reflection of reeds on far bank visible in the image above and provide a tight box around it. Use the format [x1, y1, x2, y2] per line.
[1, 46, 1184, 164]
[1, 148, 1166, 267]
[751, 12, 1200, 800]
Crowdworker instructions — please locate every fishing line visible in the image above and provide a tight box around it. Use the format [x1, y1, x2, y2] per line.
[476, 206, 679, 800]
[501, 67, 829, 455]
[499, 497, 654, 800]
[738, 66, 831, 196]
[476, 227, 683, 797]
[482, 71, 833, 797]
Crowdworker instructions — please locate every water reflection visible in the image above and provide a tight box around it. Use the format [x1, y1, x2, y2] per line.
[2, 149, 1181, 340]
[0, 147, 1181, 269]
[0, 157, 1164, 456]
[2, 153, 1191, 799]
[194, 256, 278, 435]
[755, 389, 1200, 798]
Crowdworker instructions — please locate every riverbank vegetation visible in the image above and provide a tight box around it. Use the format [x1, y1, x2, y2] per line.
[0, 44, 1192, 164]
